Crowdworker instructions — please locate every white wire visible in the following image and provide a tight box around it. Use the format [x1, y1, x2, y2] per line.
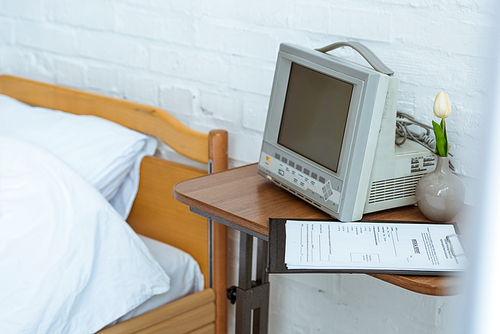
[395, 112, 435, 151]
[395, 111, 456, 171]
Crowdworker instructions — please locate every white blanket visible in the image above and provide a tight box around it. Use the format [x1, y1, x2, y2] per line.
[0, 136, 170, 334]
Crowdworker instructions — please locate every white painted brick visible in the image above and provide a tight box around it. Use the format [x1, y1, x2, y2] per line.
[283, 274, 338, 294]
[270, 274, 463, 333]
[1, 49, 57, 83]
[229, 132, 263, 163]
[162, 14, 196, 45]
[379, 0, 411, 4]
[337, 274, 441, 321]
[0, 0, 42, 20]
[269, 275, 340, 333]
[113, 0, 145, 6]
[152, 46, 230, 85]
[0, 20, 13, 44]
[392, 13, 493, 58]
[49, 0, 115, 31]
[159, 85, 195, 116]
[242, 96, 269, 132]
[149, 46, 183, 77]
[115, 4, 164, 40]
[229, 63, 274, 96]
[88, 66, 124, 95]
[407, 0, 436, 8]
[199, 91, 239, 123]
[198, 1, 292, 29]
[332, 7, 392, 42]
[0, 48, 35, 77]
[122, 75, 159, 106]
[78, 31, 148, 68]
[154, 0, 197, 13]
[289, 4, 333, 35]
[15, 21, 76, 55]
[194, 19, 278, 61]
[181, 52, 232, 85]
[54, 59, 86, 88]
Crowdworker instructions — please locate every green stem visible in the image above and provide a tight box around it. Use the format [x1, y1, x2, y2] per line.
[441, 118, 449, 156]
[432, 120, 447, 157]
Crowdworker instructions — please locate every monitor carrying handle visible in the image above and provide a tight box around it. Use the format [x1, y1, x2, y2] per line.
[316, 42, 394, 76]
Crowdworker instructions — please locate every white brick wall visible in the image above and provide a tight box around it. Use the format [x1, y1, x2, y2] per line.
[1, 0, 496, 332]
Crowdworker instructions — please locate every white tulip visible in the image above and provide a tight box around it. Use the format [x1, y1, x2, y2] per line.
[433, 91, 451, 119]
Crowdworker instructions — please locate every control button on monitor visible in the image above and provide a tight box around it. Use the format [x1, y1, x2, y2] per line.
[304, 168, 310, 175]
[322, 181, 333, 200]
[275, 153, 281, 160]
[289, 161, 295, 168]
[311, 172, 318, 180]
[278, 169, 285, 176]
[282, 157, 288, 164]
[296, 164, 302, 171]
[319, 176, 326, 184]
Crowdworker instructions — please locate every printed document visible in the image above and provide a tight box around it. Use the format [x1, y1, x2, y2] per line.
[284, 220, 466, 272]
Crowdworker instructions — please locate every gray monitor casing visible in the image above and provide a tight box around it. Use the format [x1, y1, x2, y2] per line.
[257, 43, 435, 221]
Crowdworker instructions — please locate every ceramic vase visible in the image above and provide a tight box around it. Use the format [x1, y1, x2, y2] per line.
[415, 156, 465, 221]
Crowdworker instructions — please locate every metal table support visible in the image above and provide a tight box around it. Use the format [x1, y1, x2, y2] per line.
[232, 233, 269, 334]
[191, 208, 270, 334]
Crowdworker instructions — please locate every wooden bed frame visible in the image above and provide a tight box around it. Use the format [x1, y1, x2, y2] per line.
[0, 75, 228, 334]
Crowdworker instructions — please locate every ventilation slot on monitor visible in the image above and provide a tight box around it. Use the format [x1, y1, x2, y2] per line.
[368, 174, 425, 204]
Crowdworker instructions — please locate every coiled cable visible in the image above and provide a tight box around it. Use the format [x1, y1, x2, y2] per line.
[395, 111, 456, 171]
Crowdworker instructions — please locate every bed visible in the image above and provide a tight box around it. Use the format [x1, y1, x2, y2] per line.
[0, 75, 228, 334]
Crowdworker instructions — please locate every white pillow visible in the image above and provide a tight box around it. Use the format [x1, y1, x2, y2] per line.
[0, 136, 170, 334]
[0, 94, 157, 218]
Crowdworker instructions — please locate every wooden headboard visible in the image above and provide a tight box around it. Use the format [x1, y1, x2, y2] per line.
[0, 74, 228, 333]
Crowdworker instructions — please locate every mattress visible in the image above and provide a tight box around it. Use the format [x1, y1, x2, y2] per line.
[110, 234, 205, 325]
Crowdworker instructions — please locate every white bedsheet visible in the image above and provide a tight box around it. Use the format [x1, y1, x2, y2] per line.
[110, 235, 204, 324]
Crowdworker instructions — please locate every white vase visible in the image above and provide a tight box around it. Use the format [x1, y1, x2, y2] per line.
[415, 156, 465, 221]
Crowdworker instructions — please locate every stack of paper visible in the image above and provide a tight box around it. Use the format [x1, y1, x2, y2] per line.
[284, 220, 467, 272]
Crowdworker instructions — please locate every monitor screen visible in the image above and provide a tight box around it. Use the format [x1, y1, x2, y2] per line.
[277, 63, 353, 173]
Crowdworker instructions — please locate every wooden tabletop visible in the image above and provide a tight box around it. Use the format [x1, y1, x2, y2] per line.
[174, 163, 464, 296]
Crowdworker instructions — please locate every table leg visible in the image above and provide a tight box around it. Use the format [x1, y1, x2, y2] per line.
[188, 208, 270, 332]
[232, 232, 269, 334]
[254, 238, 269, 333]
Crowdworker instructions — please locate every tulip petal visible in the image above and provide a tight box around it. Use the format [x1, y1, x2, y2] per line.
[433, 91, 452, 119]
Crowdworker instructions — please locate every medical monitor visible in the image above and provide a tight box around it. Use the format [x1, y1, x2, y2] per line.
[258, 43, 435, 221]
